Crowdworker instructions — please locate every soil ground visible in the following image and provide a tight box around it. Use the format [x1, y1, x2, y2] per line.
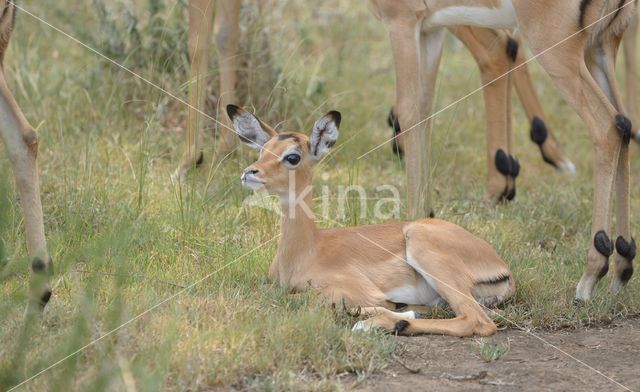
[355, 318, 640, 392]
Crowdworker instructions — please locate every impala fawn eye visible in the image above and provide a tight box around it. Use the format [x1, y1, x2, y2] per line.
[284, 153, 301, 166]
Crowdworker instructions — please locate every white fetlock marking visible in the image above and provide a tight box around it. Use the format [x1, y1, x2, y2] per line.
[171, 170, 186, 185]
[397, 310, 417, 319]
[575, 277, 594, 301]
[558, 160, 576, 175]
[610, 279, 623, 295]
[352, 321, 370, 332]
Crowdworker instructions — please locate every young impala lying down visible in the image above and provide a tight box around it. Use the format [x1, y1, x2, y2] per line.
[228, 105, 515, 337]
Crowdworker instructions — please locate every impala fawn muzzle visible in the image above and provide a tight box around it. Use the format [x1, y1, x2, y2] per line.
[228, 104, 515, 337]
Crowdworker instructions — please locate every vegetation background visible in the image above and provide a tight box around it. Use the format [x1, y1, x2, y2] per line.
[1, 0, 639, 390]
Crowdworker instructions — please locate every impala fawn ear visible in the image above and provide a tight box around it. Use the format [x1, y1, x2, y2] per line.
[226, 105, 278, 149]
[310, 111, 341, 160]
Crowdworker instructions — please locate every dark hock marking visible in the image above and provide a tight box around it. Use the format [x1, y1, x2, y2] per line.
[496, 150, 519, 202]
[505, 36, 518, 62]
[395, 302, 408, 310]
[620, 266, 634, 283]
[615, 236, 636, 261]
[394, 320, 410, 335]
[31, 257, 46, 273]
[579, 0, 593, 28]
[615, 114, 633, 145]
[495, 149, 511, 176]
[594, 230, 614, 257]
[477, 274, 510, 285]
[195, 151, 204, 166]
[504, 187, 516, 202]
[429, 210, 435, 219]
[498, 183, 516, 203]
[31, 256, 53, 276]
[387, 108, 396, 129]
[387, 108, 404, 157]
[530, 117, 558, 168]
[510, 156, 520, 178]
[597, 261, 609, 279]
[40, 289, 52, 307]
[530, 117, 548, 145]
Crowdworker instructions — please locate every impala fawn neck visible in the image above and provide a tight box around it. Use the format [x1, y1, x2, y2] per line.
[274, 175, 317, 285]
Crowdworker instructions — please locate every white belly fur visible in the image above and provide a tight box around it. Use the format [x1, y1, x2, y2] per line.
[386, 252, 444, 307]
[427, 0, 516, 30]
[385, 281, 443, 307]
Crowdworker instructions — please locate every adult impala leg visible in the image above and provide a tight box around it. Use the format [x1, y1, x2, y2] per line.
[514, 2, 631, 300]
[622, 12, 640, 140]
[511, 36, 575, 174]
[0, 72, 52, 313]
[174, 0, 214, 182]
[213, 0, 241, 156]
[385, 15, 436, 219]
[584, 32, 635, 296]
[452, 27, 518, 203]
[587, 34, 637, 294]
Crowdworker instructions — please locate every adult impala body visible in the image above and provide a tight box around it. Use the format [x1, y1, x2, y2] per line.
[369, 0, 637, 300]
[175, 0, 573, 193]
[229, 104, 515, 336]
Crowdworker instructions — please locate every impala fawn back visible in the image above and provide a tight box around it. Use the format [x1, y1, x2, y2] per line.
[228, 104, 515, 337]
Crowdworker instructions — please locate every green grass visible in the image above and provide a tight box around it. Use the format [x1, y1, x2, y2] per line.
[1, 0, 640, 390]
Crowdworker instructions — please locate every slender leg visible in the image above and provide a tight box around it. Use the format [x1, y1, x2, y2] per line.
[385, 16, 435, 219]
[622, 12, 640, 140]
[452, 27, 518, 203]
[515, 2, 627, 300]
[511, 35, 575, 174]
[586, 34, 636, 294]
[213, 0, 241, 155]
[173, 0, 214, 182]
[0, 71, 52, 313]
[354, 256, 496, 337]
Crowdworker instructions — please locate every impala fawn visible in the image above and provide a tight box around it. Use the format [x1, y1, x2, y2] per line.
[228, 104, 515, 336]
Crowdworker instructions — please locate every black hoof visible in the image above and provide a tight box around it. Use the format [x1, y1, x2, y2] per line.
[394, 320, 410, 335]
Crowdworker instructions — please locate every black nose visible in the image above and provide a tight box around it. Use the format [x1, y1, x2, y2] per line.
[244, 168, 259, 175]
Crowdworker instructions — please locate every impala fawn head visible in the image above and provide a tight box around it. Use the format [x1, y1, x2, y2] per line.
[227, 105, 341, 201]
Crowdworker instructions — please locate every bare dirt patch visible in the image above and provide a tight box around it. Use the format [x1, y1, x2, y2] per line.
[356, 317, 640, 391]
